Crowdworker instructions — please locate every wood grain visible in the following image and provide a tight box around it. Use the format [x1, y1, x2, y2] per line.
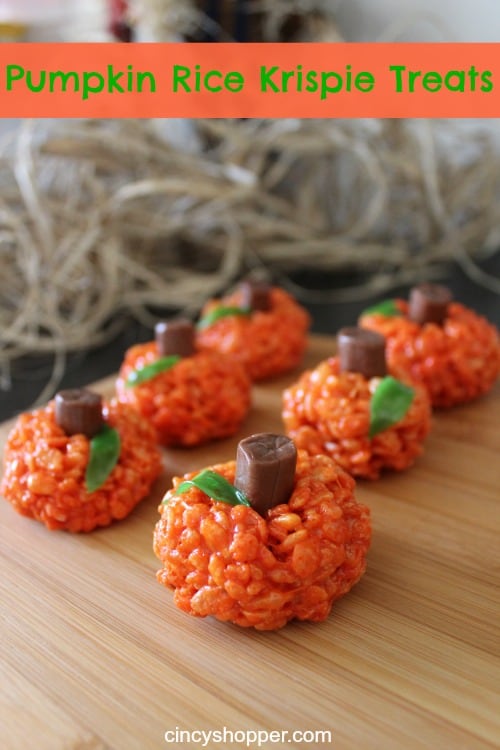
[1, 335, 499, 750]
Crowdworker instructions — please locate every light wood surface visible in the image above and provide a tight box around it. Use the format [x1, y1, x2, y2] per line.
[1, 335, 499, 750]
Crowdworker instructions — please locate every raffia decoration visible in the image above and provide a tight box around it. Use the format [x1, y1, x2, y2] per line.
[1, 1, 499, 402]
[1, 114, 499, 404]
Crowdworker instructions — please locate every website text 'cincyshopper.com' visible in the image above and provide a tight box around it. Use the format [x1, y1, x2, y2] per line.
[164, 726, 333, 748]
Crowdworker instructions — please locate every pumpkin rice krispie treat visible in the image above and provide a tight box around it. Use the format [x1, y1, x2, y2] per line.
[154, 433, 371, 630]
[359, 283, 500, 408]
[282, 327, 431, 480]
[196, 279, 311, 381]
[116, 319, 251, 447]
[1, 389, 162, 532]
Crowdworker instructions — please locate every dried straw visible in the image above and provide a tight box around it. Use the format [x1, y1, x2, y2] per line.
[1, 115, 499, 405]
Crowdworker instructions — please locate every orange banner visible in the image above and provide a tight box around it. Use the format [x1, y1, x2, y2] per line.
[0, 42, 498, 118]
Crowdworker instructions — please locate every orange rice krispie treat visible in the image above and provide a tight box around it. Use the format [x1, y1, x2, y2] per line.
[116, 319, 251, 447]
[196, 280, 311, 381]
[154, 433, 371, 631]
[1, 389, 162, 532]
[359, 283, 500, 408]
[282, 328, 431, 480]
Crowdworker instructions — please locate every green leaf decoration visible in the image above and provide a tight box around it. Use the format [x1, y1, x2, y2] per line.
[369, 376, 415, 438]
[126, 355, 181, 387]
[197, 306, 251, 330]
[361, 299, 402, 318]
[85, 426, 121, 493]
[169, 469, 251, 507]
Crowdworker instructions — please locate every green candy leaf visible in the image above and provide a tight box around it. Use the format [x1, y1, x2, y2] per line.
[361, 299, 402, 318]
[197, 306, 251, 330]
[170, 469, 251, 507]
[85, 426, 121, 493]
[369, 376, 415, 438]
[126, 355, 181, 387]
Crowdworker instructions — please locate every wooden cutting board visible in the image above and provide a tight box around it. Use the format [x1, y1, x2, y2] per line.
[1, 335, 499, 750]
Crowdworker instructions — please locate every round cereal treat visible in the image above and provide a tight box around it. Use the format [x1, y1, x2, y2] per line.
[196, 280, 311, 381]
[115, 320, 252, 447]
[1, 392, 162, 532]
[359, 285, 500, 408]
[282, 328, 431, 480]
[154, 436, 371, 631]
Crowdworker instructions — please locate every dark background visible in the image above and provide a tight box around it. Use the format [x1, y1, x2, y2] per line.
[1, 257, 499, 423]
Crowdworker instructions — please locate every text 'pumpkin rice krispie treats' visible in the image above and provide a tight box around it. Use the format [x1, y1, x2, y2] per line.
[359, 283, 500, 408]
[196, 279, 311, 381]
[116, 319, 251, 447]
[154, 433, 371, 630]
[1, 389, 162, 532]
[282, 327, 431, 480]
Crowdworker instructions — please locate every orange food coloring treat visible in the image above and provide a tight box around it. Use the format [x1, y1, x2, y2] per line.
[360, 300, 500, 408]
[154, 450, 371, 630]
[282, 358, 431, 480]
[116, 346, 251, 447]
[197, 286, 311, 381]
[1, 400, 162, 532]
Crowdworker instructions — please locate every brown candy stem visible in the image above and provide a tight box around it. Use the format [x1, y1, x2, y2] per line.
[408, 283, 452, 326]
[239, 280, 272, 312]
[55, 389, 103, 438]
[338, 327, 387, 379]
[155, 319, 195, 357]
[234, 433, 297, 515]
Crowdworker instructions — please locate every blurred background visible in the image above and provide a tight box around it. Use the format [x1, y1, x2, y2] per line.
[0, 0, 499, 420]
[2, 0, 498, 42]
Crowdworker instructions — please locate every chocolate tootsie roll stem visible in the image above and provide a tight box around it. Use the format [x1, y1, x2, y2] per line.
[234, 433, 297, 515]
[408, 283, 452, 326]
[239, 279, 272, 312]
[155, 319, 195, 358]
[338, 327, 387, 380]
[55, 389, 103, 438]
